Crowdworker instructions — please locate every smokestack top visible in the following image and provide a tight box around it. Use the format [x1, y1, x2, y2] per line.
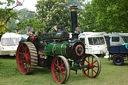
[70, 6, 78, 12]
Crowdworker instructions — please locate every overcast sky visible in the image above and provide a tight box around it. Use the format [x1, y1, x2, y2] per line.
[0, 0, 37, 11]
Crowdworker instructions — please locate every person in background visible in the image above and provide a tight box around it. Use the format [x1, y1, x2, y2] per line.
[75, 27, 83, 34]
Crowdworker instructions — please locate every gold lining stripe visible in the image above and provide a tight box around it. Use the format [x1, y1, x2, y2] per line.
[52, 44, 56, 54]
[70, 8, 78, 12]
[65, 43, 68, 57]
[61, 43, 64, 55]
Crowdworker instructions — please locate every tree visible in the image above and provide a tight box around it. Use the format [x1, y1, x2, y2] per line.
[17, 18, 46, 33]
[91, 0, 128, 32]
[36, 0, 70, 32]
[78, 2, 96, 32]
[0, 0, 16, 36]
[0, 0, 27, 36]
[36, 0, 85, 32]
[17, 8, 35, 21]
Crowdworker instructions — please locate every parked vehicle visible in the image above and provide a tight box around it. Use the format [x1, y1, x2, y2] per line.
[106, 33, 128, 65]
[78, 32, 107, 56]
[0, 32, 21, 56]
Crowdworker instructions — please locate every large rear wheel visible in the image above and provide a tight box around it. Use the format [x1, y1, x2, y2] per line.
[16, 42, 38, 74]
[81, 54, 101, 78]
[51, 55, 70, 84]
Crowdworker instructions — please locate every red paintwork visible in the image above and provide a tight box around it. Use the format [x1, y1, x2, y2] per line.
[30, 36, 34, 41]
[51, 57, 66, 83]
[81, 55, 98, 78]
[16, 43, 31, 74]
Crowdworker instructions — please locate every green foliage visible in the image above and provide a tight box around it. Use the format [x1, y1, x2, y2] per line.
[83, 0, 128, 32]
[17, 18, 46, 33]
[78, 2, 96, 32]
[36, 0, 86, 32]
[17, 8, 35, 21]
[36, 0, 71, 32]
[0, 0, 17, 35]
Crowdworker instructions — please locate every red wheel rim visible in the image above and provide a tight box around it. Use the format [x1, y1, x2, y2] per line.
[117, 59, 120, 62]
[51, 56, 70, 83]
[81, 54, 101, 78]
[16, 43, 31, 74]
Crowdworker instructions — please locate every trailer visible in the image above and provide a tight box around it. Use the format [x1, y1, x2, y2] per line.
[106, 33, 128, 65]
[109, 43, 128, 65]
[0, 32, 21, 56]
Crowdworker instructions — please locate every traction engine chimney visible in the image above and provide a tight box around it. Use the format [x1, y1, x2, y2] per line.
[70, 6, 78, 40]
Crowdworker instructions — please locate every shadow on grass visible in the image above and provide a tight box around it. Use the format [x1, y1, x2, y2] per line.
[106, 61, 128, 66]
[33, 67, 51, 75]
[0, 55, 15, 59]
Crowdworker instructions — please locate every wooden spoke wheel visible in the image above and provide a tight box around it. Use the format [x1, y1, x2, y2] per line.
[81, 54, 101, 78]
[16, 42, 38, 74]
[51, 55, 70, 84]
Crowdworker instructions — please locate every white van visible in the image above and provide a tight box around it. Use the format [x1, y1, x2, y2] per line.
[78, 32, 107, 55]
[105, 33, 128, 46]
[0, 32, 21, 56]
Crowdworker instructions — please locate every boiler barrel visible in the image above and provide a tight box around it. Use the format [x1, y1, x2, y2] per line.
[45, 42, 68, 57]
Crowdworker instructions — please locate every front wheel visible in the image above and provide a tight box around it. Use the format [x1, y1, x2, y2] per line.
[113, 55, 124, 65]
[81, 54, 101, 78]
[51, 55, 70, 84]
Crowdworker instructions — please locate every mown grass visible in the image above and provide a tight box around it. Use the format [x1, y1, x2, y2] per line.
[0, 56, 128, 85]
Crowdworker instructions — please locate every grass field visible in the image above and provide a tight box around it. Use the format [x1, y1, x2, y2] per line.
[0, 56, 128, 85]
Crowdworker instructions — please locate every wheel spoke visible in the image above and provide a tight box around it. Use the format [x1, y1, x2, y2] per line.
[20, 60, 24, 64]
[93, 60, 97, 64]
[27, 51, 30, 56]
[85, 59, 89, 64]
[92, 56, 93, 63]
[57, 59, 59, 66]
[61, 59, 64, 67]
[93, 65, 98, 68]
[61, 63, 64, 67]
[62, 71, 66, 75]
[26, 61, 31, 66]
[62, 73, 64, 81]
[59, 73, 60, 82]
[21, 45, 25, 51]
[55, 63, 59, 68]
[88, 69, 89, 75]
[88, 56, 90, 63]
[84, 68, 88, 72]
[92, 68, 93, 76]
[56, 72, 60, 77]
[19, 52, 24, 55]
[92, 69, 97, 74]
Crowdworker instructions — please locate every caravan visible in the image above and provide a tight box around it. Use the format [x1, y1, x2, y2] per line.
[0, 32, 21, 56]
[78, 32, 107, 56]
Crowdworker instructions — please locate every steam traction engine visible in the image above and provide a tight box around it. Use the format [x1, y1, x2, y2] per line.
[16, 6, 101, 83]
